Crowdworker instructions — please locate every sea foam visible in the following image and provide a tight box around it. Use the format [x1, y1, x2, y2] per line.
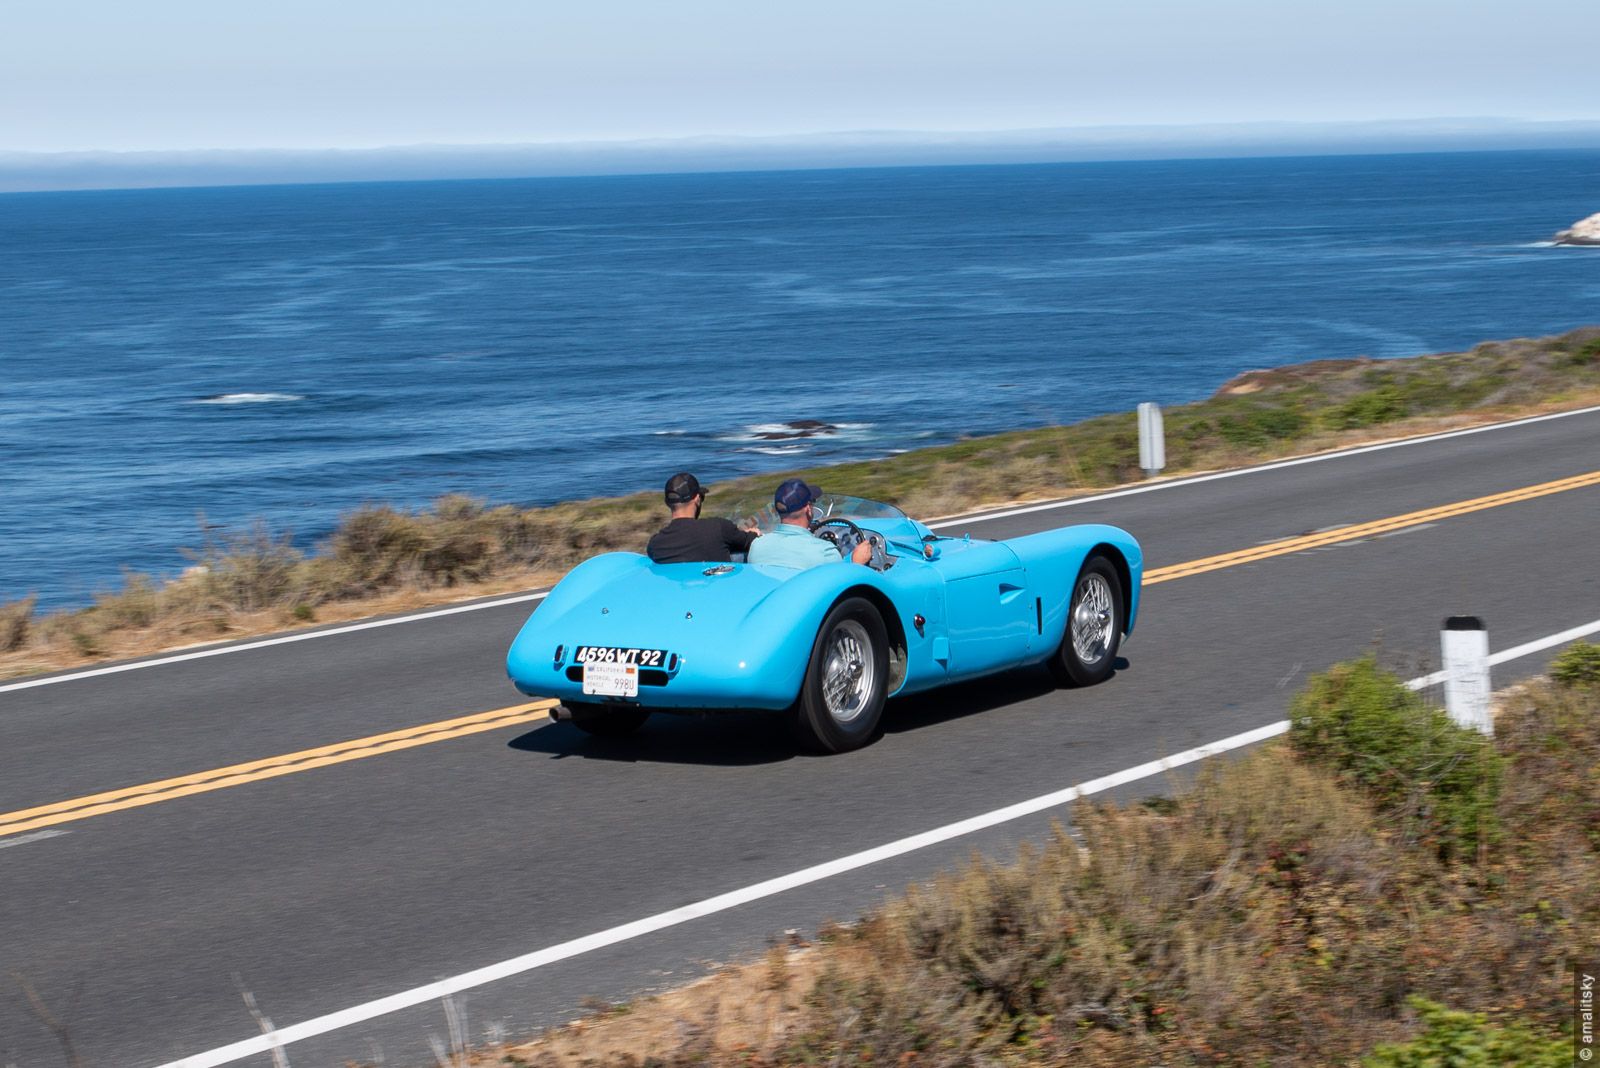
[191, 392, 306, 405]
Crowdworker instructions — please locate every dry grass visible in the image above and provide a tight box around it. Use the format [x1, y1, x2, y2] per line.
[0, 594, 35, 652]
[4, 326, 1598, 681]
[465, 668, 1596, 1068]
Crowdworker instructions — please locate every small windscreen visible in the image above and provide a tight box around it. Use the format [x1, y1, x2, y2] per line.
[812, 494, 908, 521]
[722, 492, 906, 533]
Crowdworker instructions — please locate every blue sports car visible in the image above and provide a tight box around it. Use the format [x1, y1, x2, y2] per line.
[506, 494, 1142, 752]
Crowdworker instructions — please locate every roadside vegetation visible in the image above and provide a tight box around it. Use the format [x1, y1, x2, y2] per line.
[452, 644, 1598, 1067]
[3, 326, 1597, 680]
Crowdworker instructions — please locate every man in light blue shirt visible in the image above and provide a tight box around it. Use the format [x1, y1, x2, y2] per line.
[748, 479, 874, 570]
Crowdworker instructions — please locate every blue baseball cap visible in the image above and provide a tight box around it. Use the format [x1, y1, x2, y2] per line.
[773, 478, 823, 515]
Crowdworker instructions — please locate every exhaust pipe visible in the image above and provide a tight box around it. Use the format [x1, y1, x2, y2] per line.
[550, 704, 574, 722]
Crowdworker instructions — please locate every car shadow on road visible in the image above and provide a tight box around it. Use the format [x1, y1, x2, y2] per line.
[883, 666, 1056, 735]
[883, 657, 1129, 736]
[505, 657, 1129, 766]
[506, 708, 799, 766]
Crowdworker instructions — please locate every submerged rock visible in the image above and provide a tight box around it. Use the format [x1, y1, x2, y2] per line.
[1554, 212, 1600, 246]
[755, 420, 837, 440]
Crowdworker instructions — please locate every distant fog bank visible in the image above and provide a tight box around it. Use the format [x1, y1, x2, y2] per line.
[5, 118, 1600, 193]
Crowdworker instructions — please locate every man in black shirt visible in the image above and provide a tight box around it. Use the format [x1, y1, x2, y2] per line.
[646, 472, 758, 564]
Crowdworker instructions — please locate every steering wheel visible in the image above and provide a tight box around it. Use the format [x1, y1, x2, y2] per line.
[810, 516, 865, 544]
[810, 517, 889, 570]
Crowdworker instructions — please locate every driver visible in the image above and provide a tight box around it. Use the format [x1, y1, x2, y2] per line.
[747, 479, 874, 570]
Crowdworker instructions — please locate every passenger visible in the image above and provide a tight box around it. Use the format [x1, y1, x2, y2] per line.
[646, 472, 759, 564]
[747, 479, 874, 570]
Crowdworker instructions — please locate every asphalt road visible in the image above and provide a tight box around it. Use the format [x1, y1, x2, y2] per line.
[2, 408, 1598, 1068]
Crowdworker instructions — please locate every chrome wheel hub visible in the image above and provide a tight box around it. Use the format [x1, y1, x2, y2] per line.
[1070, 573, 1115, 666]
[821, 619, 875, 724]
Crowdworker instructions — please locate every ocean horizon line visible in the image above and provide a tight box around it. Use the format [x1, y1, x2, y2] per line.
[5, 116, 1600, 194]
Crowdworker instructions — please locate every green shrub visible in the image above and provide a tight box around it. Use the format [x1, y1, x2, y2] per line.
[1551, 641, 1600, 689]
[1254, 405, 1311, 439]
[1389, 371, 1498, 413]
[1290, 658, 1502, 861]
[1327, 386, 1410, 429]
[1216, 406, 1309, 448]
[1363, 997, 1567, 1066]
[1565, 337, 1600, 367]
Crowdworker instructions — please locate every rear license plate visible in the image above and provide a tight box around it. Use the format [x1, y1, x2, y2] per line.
[582, 661, 640, 698]
[572, 646, 668, 668]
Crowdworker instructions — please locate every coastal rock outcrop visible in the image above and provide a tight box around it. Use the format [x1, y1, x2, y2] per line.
[1554, 212, 1600, 246]
[1217, 357, 1372, 396]
[754, 420, 837, 440]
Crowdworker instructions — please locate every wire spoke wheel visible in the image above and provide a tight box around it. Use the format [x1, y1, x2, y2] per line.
[793, 598, 889, 753]
[1070, 572, 1115, 667]
[821, 619, 876, 725]
[1051, 555, 1124, 688]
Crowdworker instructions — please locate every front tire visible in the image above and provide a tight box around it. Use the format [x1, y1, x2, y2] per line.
[791, 597, 889, 753]
[1049, 555, 1123, 688]
[566, 703, 650, 737]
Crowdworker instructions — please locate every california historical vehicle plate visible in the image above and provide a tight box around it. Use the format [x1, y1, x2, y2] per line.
[582, 660, 640, 697]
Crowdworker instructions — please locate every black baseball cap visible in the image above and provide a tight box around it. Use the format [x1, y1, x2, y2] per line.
[664, 472, 707, 505]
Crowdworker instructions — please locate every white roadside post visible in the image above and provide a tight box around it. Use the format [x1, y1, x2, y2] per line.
[1137, 402, 1166, 479]
[1441, 616, 1493, 735]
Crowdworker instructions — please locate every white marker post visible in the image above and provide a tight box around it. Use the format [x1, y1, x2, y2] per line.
[1137, 402, 1165, 479]
[1441, 616, 1493, 735]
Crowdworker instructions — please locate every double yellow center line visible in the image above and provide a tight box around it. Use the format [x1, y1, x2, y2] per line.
[3, 469, 1597, 840]
[0, 701, 555, 839]
[1143, 469, 1600, 585]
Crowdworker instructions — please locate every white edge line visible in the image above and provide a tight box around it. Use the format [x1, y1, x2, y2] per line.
[10, 404, 1599, 696]
[0, 593, 547, 695]
[1405, 617, 1600, 690]
[0, 829, 69, 850]
[151, 618, 1600, 1068]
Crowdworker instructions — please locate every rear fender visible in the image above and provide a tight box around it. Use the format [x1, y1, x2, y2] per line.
[506, 553, 647, 661]
[734, 564, 914, 700]
[1005, 525, 1143, 647]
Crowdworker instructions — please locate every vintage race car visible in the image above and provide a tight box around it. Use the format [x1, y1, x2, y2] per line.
[506, 494, 1142, 752]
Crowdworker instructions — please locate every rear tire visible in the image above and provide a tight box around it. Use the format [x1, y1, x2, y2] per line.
[566, 703, 650, 737]
[791, 597, 889, 753]
[1049, 555, 1123, 688]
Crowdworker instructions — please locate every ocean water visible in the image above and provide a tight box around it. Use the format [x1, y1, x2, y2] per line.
[2, 150, 1597, 608]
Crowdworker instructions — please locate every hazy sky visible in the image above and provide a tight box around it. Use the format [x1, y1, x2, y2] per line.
[4, 0, 1596, 153]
